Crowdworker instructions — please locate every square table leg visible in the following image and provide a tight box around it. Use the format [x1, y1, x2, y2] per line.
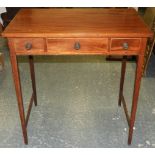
[9, 50, 28, 144]
[29, 56, 37, 106]
[128, 38, 147, 144]
[118, 38, 147, 144]
[118, 56, 127, 106]
[128, 54, 145, 144]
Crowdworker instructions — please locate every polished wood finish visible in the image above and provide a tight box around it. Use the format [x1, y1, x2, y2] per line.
[10, 37, 143, 56]
[110, 38, 141, 51]
[8, 39, 28, 144]
[2, 8, 152, 145]
[2, 8, 152, 38]
[47, 38, 108, 54]
[29, 56, 37, 106]
[128, 38, 147, 144]
[0, 53, 4, 70]
[122, 95, 130, 127]
[13, 38, 45, 54]
[25, 93, 34, 127]
[118, 56, 127, 106]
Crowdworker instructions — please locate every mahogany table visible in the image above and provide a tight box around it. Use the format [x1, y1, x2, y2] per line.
[2, 8, 152, 145]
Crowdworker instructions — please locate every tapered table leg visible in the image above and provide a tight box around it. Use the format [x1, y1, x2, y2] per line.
[118, 56, 127, 106]
[128, 38, 147, 145]
[29, 56, 37, 106]
[128, 54, 144, 145]
[9, 52, 28, 144]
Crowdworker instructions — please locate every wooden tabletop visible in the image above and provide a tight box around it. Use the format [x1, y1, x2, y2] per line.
[2, 8, 153, 38]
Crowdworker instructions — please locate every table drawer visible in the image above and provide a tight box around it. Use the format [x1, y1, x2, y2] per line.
[13, 38, 45, 54]
[47, 38, 108, 54]
[110, 38, 141, 51]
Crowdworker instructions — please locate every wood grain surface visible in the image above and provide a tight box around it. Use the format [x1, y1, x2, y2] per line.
[2, 8, 153, 38]
[47, 38, 108, 54]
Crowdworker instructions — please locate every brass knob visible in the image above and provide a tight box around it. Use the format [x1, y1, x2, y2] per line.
[74, 42, 80, 50]
[25, 42, 32, 50]
[123, 42, 128, 50]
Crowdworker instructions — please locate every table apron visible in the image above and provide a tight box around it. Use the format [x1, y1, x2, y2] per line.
[8, 37, 143, 56]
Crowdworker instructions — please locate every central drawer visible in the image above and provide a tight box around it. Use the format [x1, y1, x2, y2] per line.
[47, 38, 108, 54]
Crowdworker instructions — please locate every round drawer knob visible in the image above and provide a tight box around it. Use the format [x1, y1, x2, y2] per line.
[123, 42, 129, 50]
[74, 42, 80, 50]
[25, 42, 32, 50]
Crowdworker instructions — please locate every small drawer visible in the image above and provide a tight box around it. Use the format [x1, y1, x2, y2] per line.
[47, 38, 108, 54]
[110, 38, 141, 51]
[13, 38, 45, 54]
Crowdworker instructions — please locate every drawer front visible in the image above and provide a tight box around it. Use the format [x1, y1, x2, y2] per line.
[13, 38, 45, 54]
[110, 38, 141, 52]
[47, 38, 108, 54]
